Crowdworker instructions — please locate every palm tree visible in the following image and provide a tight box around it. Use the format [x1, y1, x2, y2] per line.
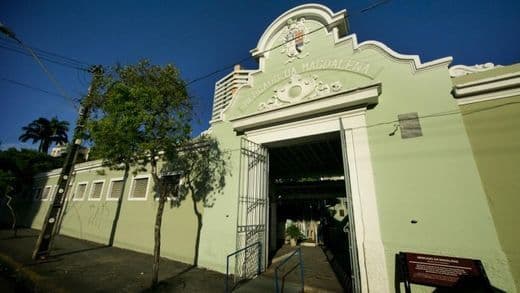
[19, 117, 69, 153]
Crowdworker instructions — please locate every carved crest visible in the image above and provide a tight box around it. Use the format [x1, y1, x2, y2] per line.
[258, 73, 342, 111]
[281, 18, 310, 64]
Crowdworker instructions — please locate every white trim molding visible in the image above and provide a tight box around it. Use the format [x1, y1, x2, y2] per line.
[246, 109, 390, 293]
[35, 159, 103, 178]
[41, 185, 53, 201]
[249, 3, 451, 72]
[449, 63, 502, 77]
[72, 181, 89, 201]
[230, 83, 381, 133]
[453, 71, 520, 105]
[128, 174, 151, 201]
[88, 179, 105, 201]
[251, 4, 348, 58]
[106, 177, 125, 201]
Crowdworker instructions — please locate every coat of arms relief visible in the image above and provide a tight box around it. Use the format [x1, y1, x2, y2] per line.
[258, 73, 342, 111]
[281, 18, 310, 64]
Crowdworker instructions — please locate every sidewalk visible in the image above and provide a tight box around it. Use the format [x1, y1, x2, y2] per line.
[0, 228, 225, 292]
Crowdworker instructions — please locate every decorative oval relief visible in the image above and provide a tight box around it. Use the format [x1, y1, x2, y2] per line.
[258, 73, 342, 111]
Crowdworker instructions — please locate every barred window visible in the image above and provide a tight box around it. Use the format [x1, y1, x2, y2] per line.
[41, 186, 51, 200]
[74, 183, 87, 200]
[90, 181, 104, 200]
[108, 180, 124, 200]
[130, 177, 149, 199]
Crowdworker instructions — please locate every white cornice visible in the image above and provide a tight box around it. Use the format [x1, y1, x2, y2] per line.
[456, 87, 520, 105]
[347, 35, 453, 72]
[230, 83, 381, 133]
[251, 4, 347, 58]
[449, 63, 502, 77]
[453, 70, 520, 105]
[222, 5, 452, 124]
[453, 71, 520, 105]
[35, 159, 104, 178]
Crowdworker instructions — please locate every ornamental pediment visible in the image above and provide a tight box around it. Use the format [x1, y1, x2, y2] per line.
[258, 72, 342, 111]
[221, 4, 452, 122]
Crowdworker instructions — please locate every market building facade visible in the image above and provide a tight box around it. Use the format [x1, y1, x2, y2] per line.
[3, 4, 519, 292]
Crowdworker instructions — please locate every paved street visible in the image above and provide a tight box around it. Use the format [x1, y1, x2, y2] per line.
[0, 229, 225, 292]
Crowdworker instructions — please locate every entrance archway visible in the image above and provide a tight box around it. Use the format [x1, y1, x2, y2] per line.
[232, 104, 389, 292]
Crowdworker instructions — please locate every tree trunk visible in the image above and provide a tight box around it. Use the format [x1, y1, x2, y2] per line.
[190, 186, 203, 267]
[5, 192, 17, 237]
[108, 164, 129, 246]
[42, 139, 50, 153]
[152, 173, 165, 288]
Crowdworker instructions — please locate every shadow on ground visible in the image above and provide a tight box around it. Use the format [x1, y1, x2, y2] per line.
[0, 229, 226, 292]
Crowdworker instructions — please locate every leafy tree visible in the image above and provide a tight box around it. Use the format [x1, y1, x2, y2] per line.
[167, 135, 228, 266]
[87, 60, 192, 287]
[0, 148, 63, 232]
[19, 117, 69, 153]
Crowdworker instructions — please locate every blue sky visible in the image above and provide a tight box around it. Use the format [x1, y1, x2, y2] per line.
[1, 0, 519, 151]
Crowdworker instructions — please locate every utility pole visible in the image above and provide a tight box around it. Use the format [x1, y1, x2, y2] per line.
[1, 21, 104, 259]
[32, 65, 104, 260]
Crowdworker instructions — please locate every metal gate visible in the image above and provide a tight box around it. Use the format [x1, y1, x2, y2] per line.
[234, 137, 269, 283]
[340, 120, 362, 293]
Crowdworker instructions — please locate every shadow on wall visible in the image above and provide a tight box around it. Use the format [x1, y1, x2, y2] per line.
[161, 135, 230, 267]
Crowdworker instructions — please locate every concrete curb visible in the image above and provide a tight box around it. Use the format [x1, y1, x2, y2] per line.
[0, 252, 67, 293]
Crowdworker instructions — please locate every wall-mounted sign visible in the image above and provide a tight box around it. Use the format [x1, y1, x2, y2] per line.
[398, 252, 491, 292]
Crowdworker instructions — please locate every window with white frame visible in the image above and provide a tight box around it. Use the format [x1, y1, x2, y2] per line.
[130, 176, 149, 200]
[41, 186, 52, 200]
[89, 181, 104, 200]
[108, 179, 124, 200]
[73, 182, 88, 200]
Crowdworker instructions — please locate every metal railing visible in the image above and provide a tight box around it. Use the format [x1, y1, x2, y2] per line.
[274, 247, 304, 293]
[225, 241, 262, 292]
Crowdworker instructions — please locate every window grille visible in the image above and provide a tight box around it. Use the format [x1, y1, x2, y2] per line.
[90, 182, 104, 199]
[131, 177, 149, 199]
[41, 186, 51, 200]
[74, 183, 87, 200]
[108, 180, 124, 200]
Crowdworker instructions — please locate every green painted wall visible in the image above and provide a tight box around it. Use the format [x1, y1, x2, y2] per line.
[197, 122, 242, 272]
[20, 161, 201, 265]
[364, 62, 514, 292]
[460, 95, 520, 291]
[8, 6, 517, 292]
[221, 14, 516, 291]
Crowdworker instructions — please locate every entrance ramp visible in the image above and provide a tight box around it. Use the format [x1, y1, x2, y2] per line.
[235, 245, 343, 292]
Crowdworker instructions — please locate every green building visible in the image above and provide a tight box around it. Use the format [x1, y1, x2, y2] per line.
[4, 4, 519, 292]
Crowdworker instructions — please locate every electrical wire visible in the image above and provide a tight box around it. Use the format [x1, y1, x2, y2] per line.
[0, 41, 89, 72]
[186, 0, 392, 86]
[0, 37, 90, 67]
[0, 77, 74, 103]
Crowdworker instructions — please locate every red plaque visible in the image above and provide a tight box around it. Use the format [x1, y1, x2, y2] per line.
[402, 252, 485, 287]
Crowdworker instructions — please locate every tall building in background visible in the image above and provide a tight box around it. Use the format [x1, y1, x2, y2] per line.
[211, 64, 252, 123]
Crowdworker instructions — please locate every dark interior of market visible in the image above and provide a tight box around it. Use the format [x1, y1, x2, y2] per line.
[267, 133, 354, 291]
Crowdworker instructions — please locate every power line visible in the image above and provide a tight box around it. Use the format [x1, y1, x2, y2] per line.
[0, 41, 89, 71]
[0, 77, 76, 106]
[186, 0, 392, 86]
[0, 37, 90, 67]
